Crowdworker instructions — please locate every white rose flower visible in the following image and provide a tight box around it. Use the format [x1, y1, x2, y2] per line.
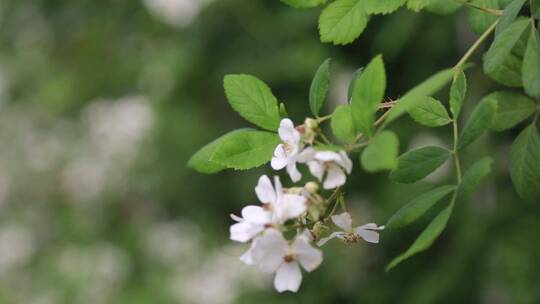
[229, 175, 307, 243]
[271, 119, 303, 182]
[298, 148, 353, 189]
[248, 229, 323, 293]
[317, 212, 384, 246]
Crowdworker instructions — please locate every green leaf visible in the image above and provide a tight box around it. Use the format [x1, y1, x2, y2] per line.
[458, 98, 497, 149]
[390, 146, 450, 183]
[210, 130, 281, 170]
[223, 74, 281, 131]
[523, 26, 540, 98]
[386, 202, 453, 271]
[188, 130, 246, 174]
[347, 67, 363, 101]
[449, 70, 467, 119]
[310, 59, 331, 116]
[280, 0, 327, 8]
[279, 102, 289, 118]
[467, 0, 499, 34]
[495, 0, 527, 35]
[510, 125, 540, 198]
[360, 131, 399, 172]
[383, 68, 454, 127]
[331, 105, 356, 142]
[408, 97, 452, 127]
[532, 0, 540, 18]
[406, 0, 436, 12]
[483, 19, 529, 74]
[363, 0, 406, 14]
[351, 55, 386, 137]
[319, 0, 369, 45]
[425, 0, 461, 14]
[485, 52, 523, 87]
[458, 157, 493, 200]
[386, 185, 456, 230]
[484, 91, 536, 131]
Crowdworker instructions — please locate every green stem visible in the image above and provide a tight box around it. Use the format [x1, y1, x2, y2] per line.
[452, 118, 463, 185]
[454, 19, 499, 70]
[454, 0, 503, 16]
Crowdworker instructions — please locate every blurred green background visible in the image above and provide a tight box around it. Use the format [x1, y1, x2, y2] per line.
[0, 0, 538, 303]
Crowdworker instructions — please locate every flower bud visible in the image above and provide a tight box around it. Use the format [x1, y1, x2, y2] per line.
[305, 182, 319, 194]
[304, 118, 318, 130]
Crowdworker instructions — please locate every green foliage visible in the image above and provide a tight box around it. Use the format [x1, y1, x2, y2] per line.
[449, 70, 467, 119]
[510, 125, 540, 199]
[386, 201, 454, 271]
[310, 59, 332, 116]
[468, 0, 499, 34]
[485, 52, 524, 87]
[483, 19, 529, 76]
[347, 67, 363, 100]
[408, 97, 452, 127]
[458, 98, 497, 149]
[406, 0, 436, 12]
[351, 55, 386, 137]
[532, 0, 540, 18]
[188, 130, 246, 174]
[484, 91, 536, 131]
[522, 26, 540, 98]
[360, 130, 399, 172]
[223, 74, 281, 131]
[425, 0, 462, 14]
[383, 68, 454, 126]
[331, 105, 356, 142]
[390, 146, 450, 183]
[386, 185, 456, 229]
[281, 0, 327, 8]
[495, 0, 527, 35]
[458, 157, 493, 200]
[319, 0, 369, 45]
[363, 0, 407, 14]
[210, 130, 281, 170]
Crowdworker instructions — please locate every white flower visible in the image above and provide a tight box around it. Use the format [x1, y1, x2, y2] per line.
[230, 175, 307, 243]
[317, 212, 384, 246]
[298, 148, 353, 189]
[271, 119, 303, 182]
[248, 229, 323, 293]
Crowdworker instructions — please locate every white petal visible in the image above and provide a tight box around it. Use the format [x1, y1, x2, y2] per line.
[240, 246, 255, 265]
[338, 151, 353, 173]
[274, 262, 302, 293]
[274, 175, 283, 203]
[255, 175, 276, 204]
[276, 194, 306, 221]
[314, 151, 342, 162]
[296, 147, 316, 163]
[271, 145, 288, 170]
[316, 232, 346, 247]
[230, 221, 263, 243]
[359, 223, 385, 230]
[331, 212, 353, 231]
[251, 229, 288, 273]
[323, 165, 346, 189]
[307, 161, 325, 181]
[294, 237, 323, 272]
[355, 226, 381, 244]
[230, 214, 243, 222]
[241, 205, 271, 224]
[286, 161, 302, 182]
[278, 119, 300, 144]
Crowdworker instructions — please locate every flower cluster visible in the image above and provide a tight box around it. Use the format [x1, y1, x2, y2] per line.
[230, 118, 384, 292]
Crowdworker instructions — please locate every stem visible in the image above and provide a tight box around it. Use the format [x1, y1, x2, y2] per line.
[454, 0, 503, 16]
[317, 114, 332, 123]
[452, 118, 463, 185]
[454, 19, 499, 70]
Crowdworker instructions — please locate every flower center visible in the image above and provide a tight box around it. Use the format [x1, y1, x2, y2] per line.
[283, 254, 295, 263]
[342, 233, 361, 244]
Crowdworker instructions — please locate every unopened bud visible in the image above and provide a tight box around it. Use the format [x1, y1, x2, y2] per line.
[305, 118, 319, 130]
[305, 182, 319, 194]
